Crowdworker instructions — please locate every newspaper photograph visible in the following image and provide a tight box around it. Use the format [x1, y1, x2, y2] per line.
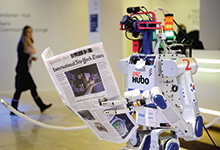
[41, 42, 138, 144]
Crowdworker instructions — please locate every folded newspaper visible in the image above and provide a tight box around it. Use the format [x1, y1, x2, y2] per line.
[41, 42, 138, 143]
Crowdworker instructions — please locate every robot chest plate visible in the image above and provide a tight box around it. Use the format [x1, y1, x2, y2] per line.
[128, 64, 155, 91]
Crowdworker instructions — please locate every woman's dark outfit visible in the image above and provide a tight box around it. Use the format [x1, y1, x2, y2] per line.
[11, 41, 51, 115]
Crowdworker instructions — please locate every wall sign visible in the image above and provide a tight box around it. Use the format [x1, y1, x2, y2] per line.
[88, 0, 100, 44]
[90, 14, 98, 32]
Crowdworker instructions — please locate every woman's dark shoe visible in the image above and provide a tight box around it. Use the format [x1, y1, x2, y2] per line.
[10, 99, 25, 115]
[10, 110, 25, 115]
[34, 96, 52, 113]
[40, 104, 52, 113]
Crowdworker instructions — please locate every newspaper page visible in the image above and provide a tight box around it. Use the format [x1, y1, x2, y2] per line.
[41, 42, 138, 144]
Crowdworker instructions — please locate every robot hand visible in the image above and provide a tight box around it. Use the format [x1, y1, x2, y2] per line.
[98, 89, 149, 115]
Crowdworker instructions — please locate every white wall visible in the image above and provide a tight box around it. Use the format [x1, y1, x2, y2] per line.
[0, 0, 88, 94]
[200, 0, 220, 49]
[100, 0, 124, 94]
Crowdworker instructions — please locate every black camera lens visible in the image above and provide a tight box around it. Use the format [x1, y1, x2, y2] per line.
[120, 15, 129, 24]
[127, 7, 140, 14]
[127, 7, 133, 14]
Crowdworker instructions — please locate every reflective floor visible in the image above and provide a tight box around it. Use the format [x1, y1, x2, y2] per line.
[0, 91, 219, 150]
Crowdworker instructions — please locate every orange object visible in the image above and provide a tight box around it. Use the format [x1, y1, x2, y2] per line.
[164, 14, 174, 31]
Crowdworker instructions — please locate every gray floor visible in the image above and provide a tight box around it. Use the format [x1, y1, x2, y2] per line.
[0, 91, 218, 150]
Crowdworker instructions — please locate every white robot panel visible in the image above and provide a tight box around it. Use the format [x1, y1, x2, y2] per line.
[136, 107, 167, 127]
[125, 54, 183, 106]
[127, 61, 156, 92]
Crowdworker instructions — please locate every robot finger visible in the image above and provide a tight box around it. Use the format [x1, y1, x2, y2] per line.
[103, 108, 134, 115]
[99, 99, 128, 107]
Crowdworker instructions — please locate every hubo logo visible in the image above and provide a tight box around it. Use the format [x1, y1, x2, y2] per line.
[132, 71, 149, 85]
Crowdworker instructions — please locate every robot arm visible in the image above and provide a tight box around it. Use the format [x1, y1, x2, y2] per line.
[161, 57, 203, 140]
[99, 79, 202, 141]
[149, 87, 194, 139]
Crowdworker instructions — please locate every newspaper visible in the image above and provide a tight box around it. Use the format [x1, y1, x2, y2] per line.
[41, 42, 138, 144]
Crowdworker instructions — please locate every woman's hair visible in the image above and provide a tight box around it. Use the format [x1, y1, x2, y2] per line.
[20, 25, 34, 53]
[20, 25, 33, 42]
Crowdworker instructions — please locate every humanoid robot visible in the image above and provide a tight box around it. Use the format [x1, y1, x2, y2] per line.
[99, 6, 203, 150]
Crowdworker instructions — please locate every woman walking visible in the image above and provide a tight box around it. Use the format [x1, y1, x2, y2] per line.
[11, 25, 52, 115]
